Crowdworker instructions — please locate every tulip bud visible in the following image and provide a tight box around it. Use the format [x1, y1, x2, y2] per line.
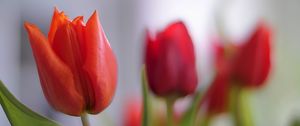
[231, 22, 272, 88]
[203, 42, 230, 116]
[145, 21, 198, 97]
[123, 98, 142, 126]
[24, 8, 117, 116]
[204, 72, 230, 116]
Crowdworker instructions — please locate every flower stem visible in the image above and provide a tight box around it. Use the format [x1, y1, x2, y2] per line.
[231, 85, 254, 126]
[141, 67, 151, 126]
[239, 89, 254, 126]
[80, 113, 90, 126]
[166, 98, 175, 126]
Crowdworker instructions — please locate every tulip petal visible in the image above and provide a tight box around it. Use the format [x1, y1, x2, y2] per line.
[154, 33, 179, 95]
[233, 22, 271, 87]
[52, 22, 90, 109]
[204, 71, 229, 115]
[145, 21, 198, 97]
[161, 22, 198, 96]
[24, 22, 84, 116]
[72, 16, 86, 61]
[145, 31, 169, 95]
[84, 11, 117, 114]
[48, 7, 69, 44]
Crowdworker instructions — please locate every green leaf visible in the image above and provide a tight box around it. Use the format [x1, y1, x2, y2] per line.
[0, 80, 60, 126]
[290, 118, 300, 126]
[141, 66, 151, 126]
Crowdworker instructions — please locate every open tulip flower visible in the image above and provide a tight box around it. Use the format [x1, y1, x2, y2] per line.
[145, 21, 198, 98]
[24, 8, 118, 117]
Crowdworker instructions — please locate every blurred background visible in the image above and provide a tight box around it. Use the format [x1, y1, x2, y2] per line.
[0, 0, 299, 126]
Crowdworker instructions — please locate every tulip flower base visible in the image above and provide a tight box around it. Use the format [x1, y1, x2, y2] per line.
[80, 113, 90, 126]
[0, 80, 60, 126]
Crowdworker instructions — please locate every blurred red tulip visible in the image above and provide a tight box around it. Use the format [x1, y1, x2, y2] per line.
[123, 99, 142, 126]
[203, 42, 230, 116]
[24, 8, 117, 116]
[212, 40, 229, 73]
[204, 71, 230, 116]
[122, 98, 184, 126]
[145, 21, 198, 97]
[232, 22, 272, 88]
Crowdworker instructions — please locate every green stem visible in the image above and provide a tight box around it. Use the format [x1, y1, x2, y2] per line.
[80, 113, 90, 126]
[180, 90, 204, 126]
[231, 86, 254, 126]
[166, 98, 175, 126]
[142, 67, 151, 126]
[240, 89, 254, 126]
[231, 85, 240, 126]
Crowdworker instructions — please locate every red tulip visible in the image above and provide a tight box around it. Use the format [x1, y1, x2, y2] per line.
[145, 21, 198, 97]
[24, 8, 117, 116]
[212, 41, 227, 73]
[204, 72, 230, 116]
[123, 98, 142, 126]
[231, 22, 272, 88]
[203, 42, 230, 116]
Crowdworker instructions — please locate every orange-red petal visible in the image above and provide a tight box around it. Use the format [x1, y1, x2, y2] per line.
[24, 22, 84, 116]
[51, 21, 88, 107]
[83, 11, 118, 114]
[48, 7, 69, 44]
[72, 16, 86, 61]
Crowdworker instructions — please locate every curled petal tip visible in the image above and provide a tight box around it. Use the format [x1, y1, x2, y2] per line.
[88, 10, 101, 23]
[170, 21, 185, 29]
[92, 10, 98, 17]
[145, 29, 152, 41]
[175, 20, 184, 25]
[24, 21, 31, 30]
[75, 16, 84, 20]
[72, 16, 84, 24]
[86, 10, 98, 25]
[54, 7, 60, 13]
[24, 22, 37, 33]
